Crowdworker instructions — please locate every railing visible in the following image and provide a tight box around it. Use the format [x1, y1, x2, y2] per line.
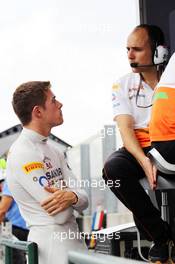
[0, 238, 38, 264]
[68, 250, 146, 264]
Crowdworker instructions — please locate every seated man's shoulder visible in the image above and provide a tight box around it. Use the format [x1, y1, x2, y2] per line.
[119, 72, 139, 83]
[112, 72, 139, 91]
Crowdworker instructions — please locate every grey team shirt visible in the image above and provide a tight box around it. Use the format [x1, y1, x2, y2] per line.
[6, 128, 88, 227]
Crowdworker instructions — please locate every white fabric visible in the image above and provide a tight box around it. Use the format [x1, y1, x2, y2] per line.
[112, 72, 154, 129]
[157, 52, 175, 89]
[6, 127, 88, 264]
[28, 224, 85, 264]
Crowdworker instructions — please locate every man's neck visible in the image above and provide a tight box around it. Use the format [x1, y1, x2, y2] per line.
[141, 69, 159, 89]
[24, 123, 51, 137]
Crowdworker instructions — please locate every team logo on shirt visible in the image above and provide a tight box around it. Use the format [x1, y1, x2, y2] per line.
[33, 175, 50, 187]
[33, 171, 65, 188]
[112, 83, 120, 91]
[112, 92, 117, 101]
[43, 156, 53, 170]
[128, 86, 145, 100]
[22, 162, 44, 174]
[153, 91, 168, 102]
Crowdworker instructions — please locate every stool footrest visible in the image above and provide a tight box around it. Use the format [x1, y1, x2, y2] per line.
[149, 148, 175, 174]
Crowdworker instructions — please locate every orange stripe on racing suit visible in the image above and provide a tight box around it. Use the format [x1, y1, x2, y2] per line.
[150, 87, 175, 142]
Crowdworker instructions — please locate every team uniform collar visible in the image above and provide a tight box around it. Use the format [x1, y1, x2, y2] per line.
[22, 127, 48, 143]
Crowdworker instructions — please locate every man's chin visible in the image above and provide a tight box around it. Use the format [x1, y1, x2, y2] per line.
[58, 118, 64, 125]
[53, 118, 64, 127]
[131, 67, 139, 73]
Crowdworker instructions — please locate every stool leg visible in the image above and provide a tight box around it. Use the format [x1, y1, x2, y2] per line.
[161, 191, 170, 224]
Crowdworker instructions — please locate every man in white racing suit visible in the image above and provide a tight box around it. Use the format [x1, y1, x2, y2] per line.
[6, 81, 88, 264]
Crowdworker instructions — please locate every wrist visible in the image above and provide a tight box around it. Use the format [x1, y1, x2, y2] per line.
[72, 192, 78, 205]
[138, 154, 149, 166]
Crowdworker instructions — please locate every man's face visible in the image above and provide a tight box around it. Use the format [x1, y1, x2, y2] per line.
[126, 28, 153, 73]
[40, 89, 63, 128]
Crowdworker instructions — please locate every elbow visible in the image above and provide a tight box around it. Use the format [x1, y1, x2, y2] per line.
[78, 194, 89, 211]
[83, 195, 89, 210]
[73, 193, 89, 212]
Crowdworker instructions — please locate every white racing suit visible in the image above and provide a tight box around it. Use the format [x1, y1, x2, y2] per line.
[6, 127, 88, 264]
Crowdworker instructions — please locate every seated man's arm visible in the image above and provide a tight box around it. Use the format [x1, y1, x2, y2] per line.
[116, 114, 155, 189]
[116, 114, 147, 164]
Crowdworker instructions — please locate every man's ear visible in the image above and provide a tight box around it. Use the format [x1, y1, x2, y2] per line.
[32, 105, 42, 119]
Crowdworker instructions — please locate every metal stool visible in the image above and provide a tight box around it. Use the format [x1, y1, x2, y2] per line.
[138, 148, 175, 261]
[140, 148, 175, 224]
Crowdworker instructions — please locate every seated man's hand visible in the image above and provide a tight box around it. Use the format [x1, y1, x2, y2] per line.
[142, 157, 157, 190]
[40, 186, 78, 216]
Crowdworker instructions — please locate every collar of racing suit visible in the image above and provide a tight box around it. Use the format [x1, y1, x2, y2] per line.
[22, 127, 48, 143]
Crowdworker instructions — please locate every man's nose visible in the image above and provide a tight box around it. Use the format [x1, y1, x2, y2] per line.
[56, 100, 63, 108]
[128, 49, 135, 59]
[59, 102, 63, 108]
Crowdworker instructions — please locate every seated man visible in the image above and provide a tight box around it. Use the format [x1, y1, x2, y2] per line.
[0, 180, 29, 264]
[6, 81, 88, 264]
[102, 24, 172, 263]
